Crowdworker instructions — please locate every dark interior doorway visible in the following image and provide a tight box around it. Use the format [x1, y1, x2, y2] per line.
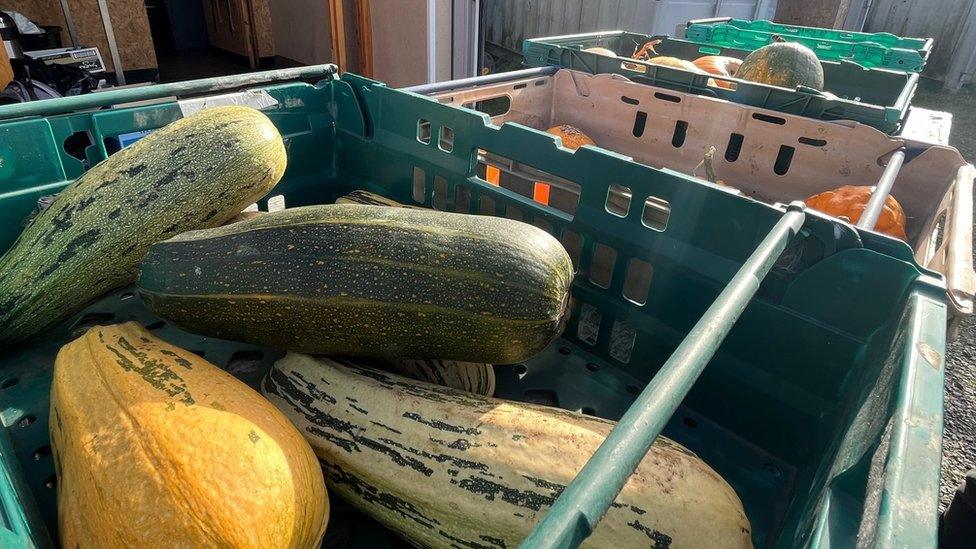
[144, 0, 250, 82]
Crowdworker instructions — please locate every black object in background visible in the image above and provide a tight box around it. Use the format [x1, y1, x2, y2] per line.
[19, 26, 63, 51]
[941, 470, 976, 548]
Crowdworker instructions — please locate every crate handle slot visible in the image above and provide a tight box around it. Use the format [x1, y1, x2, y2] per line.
[520, 204, 807, 549]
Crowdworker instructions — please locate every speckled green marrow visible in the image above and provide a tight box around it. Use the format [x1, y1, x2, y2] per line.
[337, 191, 497, 395]
[209, 195, 498, 395]
[0, 106, 286, 344]
[137, 204, 573, 364]
[734, 41, 824, 91]
[263, 353, 753, 548]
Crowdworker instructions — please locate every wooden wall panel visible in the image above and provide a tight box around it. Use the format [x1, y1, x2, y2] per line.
[269, 0, 332, 65]
[486, 0, 637, 52]
[1, 0, 158, 72]
[203, 0, 249, 57]
[774, 0, 852, 28]
[104, 0, 158, 70]
[0, 0, 71, 51]
[864, 0, 973, 79]
[203, 0, 275, 60]
[252, 0, 276, 57]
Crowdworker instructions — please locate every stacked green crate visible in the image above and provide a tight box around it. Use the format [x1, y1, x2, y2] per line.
[684, 18, 931, 73]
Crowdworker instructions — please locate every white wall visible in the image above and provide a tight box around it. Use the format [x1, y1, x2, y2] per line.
[268, 0, 333, 65]
[371, 0, 429, 86]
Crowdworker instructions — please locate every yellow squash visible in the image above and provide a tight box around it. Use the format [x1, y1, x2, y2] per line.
[50, 322, 329, 548]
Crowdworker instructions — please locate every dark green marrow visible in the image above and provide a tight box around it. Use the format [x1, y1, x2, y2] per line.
[138, 204, 574, 364]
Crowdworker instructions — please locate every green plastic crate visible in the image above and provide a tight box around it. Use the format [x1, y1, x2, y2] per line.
[684, 18, 932, 73]
[0, 68, 945, 548]
[522, 31, 919, 134]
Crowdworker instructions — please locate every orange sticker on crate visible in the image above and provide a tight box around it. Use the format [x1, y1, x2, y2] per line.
[486, 165, 500, 186]
[533, 182, 551, 205]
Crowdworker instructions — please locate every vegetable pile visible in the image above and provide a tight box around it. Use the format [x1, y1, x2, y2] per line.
[586, 36, 826, 92]
[1, 106, 752, 547]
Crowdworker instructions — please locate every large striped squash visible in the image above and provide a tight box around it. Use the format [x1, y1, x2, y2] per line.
[264, 353, 753, 548]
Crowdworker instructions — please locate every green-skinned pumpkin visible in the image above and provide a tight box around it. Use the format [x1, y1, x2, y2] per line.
[734, 40, 824, 91]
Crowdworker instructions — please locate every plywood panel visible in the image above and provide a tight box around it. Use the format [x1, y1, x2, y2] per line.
[203, 0, 275, 61]
[251, 0, 276, 57]
[0, 43, 13, 89]
[3, 0, 157, 72]
[0, 0, 68, 36]
[369, 0, 426, 86]
[105, 0, 158, 70]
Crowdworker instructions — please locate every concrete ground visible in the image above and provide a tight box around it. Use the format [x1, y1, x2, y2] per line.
[911, 78, 976, 510]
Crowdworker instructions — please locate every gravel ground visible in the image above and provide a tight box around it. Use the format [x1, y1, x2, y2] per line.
[911, 79, 976, 511]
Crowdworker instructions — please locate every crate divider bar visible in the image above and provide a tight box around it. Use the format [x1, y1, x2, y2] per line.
[858, 149, 906, 231]
[520, 204, 808, 549]
[403, 66, 558, 96]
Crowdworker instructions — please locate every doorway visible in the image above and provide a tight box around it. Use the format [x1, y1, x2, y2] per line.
[145, 0, 294, 82]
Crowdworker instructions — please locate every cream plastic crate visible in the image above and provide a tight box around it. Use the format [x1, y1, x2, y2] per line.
[431, 69, 975, 334]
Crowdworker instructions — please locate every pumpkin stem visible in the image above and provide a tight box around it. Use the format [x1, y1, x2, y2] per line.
[632, 40, 661, 61]
[693, 146, 719, 183]
[771, 34, 786, 43]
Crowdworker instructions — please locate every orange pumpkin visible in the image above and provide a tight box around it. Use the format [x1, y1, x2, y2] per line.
[804, 185, 908, 240]
[693, 56, 742, 89]
[546, 125, 595, 150]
